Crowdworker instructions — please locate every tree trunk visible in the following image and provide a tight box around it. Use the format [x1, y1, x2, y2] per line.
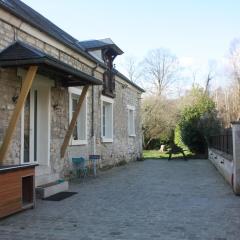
[145, 138, 153, 149]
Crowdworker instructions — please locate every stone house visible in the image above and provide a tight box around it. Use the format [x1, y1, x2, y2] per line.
[0, 0, 144, 189]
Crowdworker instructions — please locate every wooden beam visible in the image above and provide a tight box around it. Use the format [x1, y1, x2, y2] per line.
[61, 85, 89, 158]
[0, 66, 38, 164]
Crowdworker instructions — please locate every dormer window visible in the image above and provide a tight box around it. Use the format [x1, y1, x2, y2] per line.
[79, 38, 124, 98]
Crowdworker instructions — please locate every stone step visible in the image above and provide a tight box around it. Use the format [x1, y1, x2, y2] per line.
[36, 180, 69, 199]
[35, 173, 59, 187]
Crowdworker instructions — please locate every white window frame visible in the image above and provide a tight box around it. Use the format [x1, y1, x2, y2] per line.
[101, 95, 114, 143]
[127, 105, 136, 137]
[69, 87, 88, 145]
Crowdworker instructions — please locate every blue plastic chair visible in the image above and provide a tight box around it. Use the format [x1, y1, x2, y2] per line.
[72, 157, 88, 178]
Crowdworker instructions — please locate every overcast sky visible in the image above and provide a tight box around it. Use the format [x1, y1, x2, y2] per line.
[22, 0, 240, 90]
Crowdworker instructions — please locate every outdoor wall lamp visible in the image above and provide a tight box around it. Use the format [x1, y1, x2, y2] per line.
[12, 95, 19, 104]
[12, 77, 22, 104]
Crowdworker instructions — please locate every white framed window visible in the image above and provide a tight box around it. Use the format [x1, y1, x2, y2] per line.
[127, 105, 136, 137]
[69, 87, 88, 145]
[101, 95, 114, 142]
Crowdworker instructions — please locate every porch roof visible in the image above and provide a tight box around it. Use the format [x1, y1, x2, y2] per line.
[0, 41, 103, 87]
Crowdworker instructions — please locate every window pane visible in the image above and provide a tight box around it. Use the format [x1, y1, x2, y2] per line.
[72, 97, 78, 111]
[103, 105, 106, 137]
[24, 94, 30, 163]
[102, 101, 113, 139]
[71, 92, 87, 142]
[72, 96, 79, 140]
[73, 125, 78, 140]
[77, 101, 86, 140]
[34, 90, 38, 162]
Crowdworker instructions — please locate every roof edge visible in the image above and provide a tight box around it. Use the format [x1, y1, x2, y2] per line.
[115, 70, 145, 93]
[0, 2, 108, 69]
[0, 40, 102, 86]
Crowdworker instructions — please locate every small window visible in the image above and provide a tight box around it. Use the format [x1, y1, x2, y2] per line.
[69, 87, 87, 145]
[101, 96, 114, 142]
[127, 105, 135, 137]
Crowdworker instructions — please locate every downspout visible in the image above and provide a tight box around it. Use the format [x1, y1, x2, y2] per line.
[91, 64, 99, 155]
[92, 85, 96, 154]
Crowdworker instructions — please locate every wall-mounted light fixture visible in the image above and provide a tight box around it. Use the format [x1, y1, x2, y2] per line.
[12, 95, 19, 104]
[12, 86, 20, 104]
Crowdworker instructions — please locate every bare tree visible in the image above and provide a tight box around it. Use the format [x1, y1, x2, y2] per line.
[230, 40, 240, 87]
[204, 70, 215, 95]
[121, 56, 141, 83]
[142, 48, 180, 96]
[142, 95, 179, 149]
[192, 70, 198, 85]
[204, 61, 216, 95]
[228, 39, 240, 119]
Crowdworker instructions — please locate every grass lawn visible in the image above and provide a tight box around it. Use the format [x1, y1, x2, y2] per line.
[143, 150, 194, 159]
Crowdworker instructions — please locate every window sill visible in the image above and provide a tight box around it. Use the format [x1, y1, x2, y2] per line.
[71, 140, 88, 146]
[101, 137, 113, 143]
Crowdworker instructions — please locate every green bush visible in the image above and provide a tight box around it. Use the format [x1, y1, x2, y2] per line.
[174, 124, 189, 150]
[178, 87, 220, 154]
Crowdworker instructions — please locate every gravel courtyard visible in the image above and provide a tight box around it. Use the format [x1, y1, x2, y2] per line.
[1, 159, 240, 240]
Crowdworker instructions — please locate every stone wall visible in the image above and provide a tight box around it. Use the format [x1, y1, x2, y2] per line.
[50, 87, 69, 175]
[0, 68, 21, 165]
[209, 123, 240, 195]
[96, 82, 142, 166]
[209, 148, 233, 186]
[67, 82, 143, 172]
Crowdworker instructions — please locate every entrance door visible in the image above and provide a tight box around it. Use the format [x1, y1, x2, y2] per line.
[21, 75, 51, 166]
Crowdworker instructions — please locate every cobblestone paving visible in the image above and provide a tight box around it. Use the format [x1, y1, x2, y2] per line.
[1, 159, 240, 240]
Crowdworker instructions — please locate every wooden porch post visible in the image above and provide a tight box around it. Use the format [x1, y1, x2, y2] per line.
[0, 66, 38, 164]
[61, 85, 89, 158]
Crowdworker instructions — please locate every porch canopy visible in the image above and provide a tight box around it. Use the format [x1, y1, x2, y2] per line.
[0, 41, 101, 163]
[0, 41, 103, 87]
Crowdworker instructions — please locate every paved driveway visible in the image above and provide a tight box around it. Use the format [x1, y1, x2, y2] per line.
[1, 159, 240, 240]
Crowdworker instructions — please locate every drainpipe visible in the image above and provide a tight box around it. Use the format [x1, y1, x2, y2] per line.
[92, 85, 96, 154]
[91, 64, 98, 155]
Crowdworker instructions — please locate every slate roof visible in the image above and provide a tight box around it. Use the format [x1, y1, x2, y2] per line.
[0, 0, 100, 63]
[114, 70, 145, 93]
[80, 38, 124, 55]
[0, 41, 46, 61]
[0, 41, 102, 86]
[0, 0, 144, 92]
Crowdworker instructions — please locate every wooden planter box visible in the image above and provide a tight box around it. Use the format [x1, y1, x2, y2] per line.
[0, 164, 37, 218]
